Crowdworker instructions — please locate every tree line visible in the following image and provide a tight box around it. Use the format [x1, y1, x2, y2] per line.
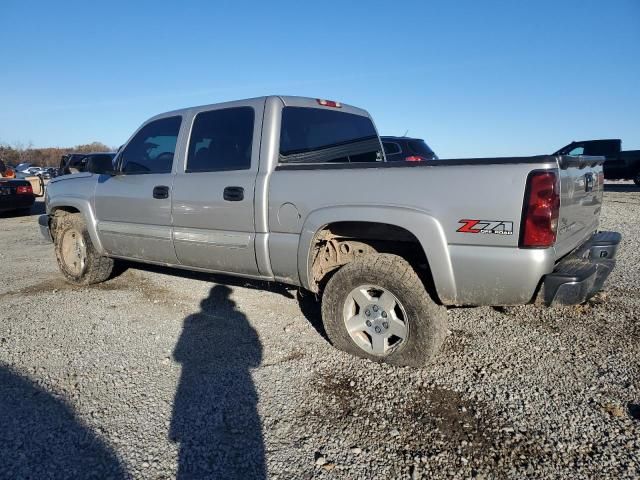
[0, 142, 113, 168]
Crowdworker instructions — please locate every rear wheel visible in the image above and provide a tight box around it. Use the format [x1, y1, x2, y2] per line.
[321, 253, 447, 367]
[54, 213, 114, 285]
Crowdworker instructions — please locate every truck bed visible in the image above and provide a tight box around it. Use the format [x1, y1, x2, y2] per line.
[269, 154, 604, 305]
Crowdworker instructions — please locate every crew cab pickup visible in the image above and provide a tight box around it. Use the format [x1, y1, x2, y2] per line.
[555, 139, 640, 185]
[39, 96, 621, 366]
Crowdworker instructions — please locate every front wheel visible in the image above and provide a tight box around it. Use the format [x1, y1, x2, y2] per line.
[53, 212, 114, 285]
[321, 254, 447, 367]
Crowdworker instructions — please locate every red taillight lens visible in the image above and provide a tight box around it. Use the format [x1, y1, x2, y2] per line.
[16, 185, 33, 195]
[316, 98, 342, 108]
[405, 155, 425, 162]
[520, 171, 560, 248]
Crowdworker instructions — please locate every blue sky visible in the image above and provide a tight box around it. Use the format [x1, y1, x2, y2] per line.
[1, 0, 638, 157]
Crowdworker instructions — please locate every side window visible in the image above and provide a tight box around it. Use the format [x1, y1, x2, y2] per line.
[279, 107, 382, 164]
[383, 142, 401, 155]
[186, 107, 254, 172]
[120, 116, 182, 174]
[568, 146, 584, 156]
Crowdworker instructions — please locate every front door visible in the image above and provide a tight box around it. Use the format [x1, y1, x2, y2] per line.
[171, 102, 262, 275]
[94, 116, 183, 263]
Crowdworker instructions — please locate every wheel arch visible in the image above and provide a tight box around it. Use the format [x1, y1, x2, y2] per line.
[49, 197, 105, 254]
[297, 205, 457, 304]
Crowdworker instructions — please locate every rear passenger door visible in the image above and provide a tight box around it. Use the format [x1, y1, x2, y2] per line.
[171, 101, 263, 275]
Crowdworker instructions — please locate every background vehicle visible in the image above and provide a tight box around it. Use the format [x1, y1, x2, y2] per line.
[554, 139, 640, 185]
[16, 162, 33, 173]
[59, 152, 116, 175]
[381, 136, 438, 161]
[41, 96, 620, 367]
[0, 178, 35, 213]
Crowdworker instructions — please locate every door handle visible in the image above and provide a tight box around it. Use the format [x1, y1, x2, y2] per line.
[153, 185, 170, 199]
[223, 186, 244, 201]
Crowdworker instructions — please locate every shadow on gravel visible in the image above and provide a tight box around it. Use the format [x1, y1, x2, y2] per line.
[629, 403, 640, 421]
[0, 200, 46, 219]
[296, 289, 329, 341]
[112, 260, 295, 300]
[0, 366, 127, 479]
[604, 184, 640, 192]
[170, 285, 265, 479]
[113, 261, 332, 345]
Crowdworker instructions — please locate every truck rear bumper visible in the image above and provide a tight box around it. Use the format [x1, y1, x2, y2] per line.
[541, 231, 621, 306]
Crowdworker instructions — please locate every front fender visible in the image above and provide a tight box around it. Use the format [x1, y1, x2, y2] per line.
[48, 196, 105, 255]
[297, 205, 457, 303]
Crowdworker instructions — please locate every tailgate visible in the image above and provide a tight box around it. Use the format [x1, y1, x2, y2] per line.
[554, 155, 604, 259]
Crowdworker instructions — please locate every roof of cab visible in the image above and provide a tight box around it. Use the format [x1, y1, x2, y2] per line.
[148, 95, 371, 122]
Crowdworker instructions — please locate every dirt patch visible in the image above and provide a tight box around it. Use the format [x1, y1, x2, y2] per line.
[307, 373, 553, 474]
[0, 278, 74, 299]
[0, 270, 175, 305]
[404, 387, 499, 454]
[313, 372, 358, 415]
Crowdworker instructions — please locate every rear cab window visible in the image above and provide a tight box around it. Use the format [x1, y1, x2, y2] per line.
[279, 107, 382, 164]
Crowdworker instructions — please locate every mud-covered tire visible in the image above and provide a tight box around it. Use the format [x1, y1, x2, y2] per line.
[53, 212, 113, 285]
[321, 253, 447, 367]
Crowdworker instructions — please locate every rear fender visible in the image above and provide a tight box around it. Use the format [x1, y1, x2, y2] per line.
[297, 205, 457, 303]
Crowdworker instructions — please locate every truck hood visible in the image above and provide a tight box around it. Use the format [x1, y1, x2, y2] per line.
[49, 172, 94, 184]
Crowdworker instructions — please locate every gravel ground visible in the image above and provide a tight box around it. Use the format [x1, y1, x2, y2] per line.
[0, 185, 639, 479]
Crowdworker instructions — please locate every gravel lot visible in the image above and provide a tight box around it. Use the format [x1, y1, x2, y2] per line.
[1, 185, 639, 479]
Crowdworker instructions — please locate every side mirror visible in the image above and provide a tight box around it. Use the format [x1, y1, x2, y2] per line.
[87, 156, 118, 175]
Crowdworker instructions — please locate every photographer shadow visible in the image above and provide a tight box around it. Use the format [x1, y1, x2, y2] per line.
[170, 285, 265, 479]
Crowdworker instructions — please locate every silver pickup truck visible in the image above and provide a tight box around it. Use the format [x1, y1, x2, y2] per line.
[40, 95, 621, 366]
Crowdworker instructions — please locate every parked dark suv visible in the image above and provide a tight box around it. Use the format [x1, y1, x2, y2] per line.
[60, 152, 116, 175]
[381, 136, 438, 162]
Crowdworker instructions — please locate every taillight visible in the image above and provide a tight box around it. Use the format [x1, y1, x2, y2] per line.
[520, 171, 560, 248]
[405, 155, 425, 162]
[16, 185, 33, 195]
[316, 98, 342, 108]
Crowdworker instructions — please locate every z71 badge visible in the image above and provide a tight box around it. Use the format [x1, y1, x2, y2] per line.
[457, 219, 514, 235]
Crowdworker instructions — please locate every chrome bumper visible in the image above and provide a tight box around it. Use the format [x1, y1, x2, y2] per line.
[541, 231, 621, 306]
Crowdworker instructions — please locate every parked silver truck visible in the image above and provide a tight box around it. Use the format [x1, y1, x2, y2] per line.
[39, 96, 621, 366]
